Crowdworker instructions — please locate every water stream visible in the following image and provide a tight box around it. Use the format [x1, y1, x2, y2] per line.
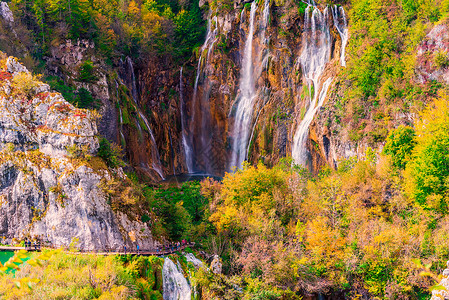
[121, 57, 165, 179]
[292, 4, 332, 166]
[162, 257, 191, 300]
[331, 5, 348, 67]
[229, 2, 258, 170]
[188, 15, 218, 174]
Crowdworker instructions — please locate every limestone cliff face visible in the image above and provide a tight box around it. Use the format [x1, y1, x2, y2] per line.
[0, 56, 154, 250]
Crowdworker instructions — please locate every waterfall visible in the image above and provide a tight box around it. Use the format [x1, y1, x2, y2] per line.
[115, 80, 126, 144]
[180, 67, 193, 173]
[332, 5, 348, 67]
[121, 57, 165, 179]
[292, 5, 332, 166]
[138, 111, 165, 179]
[162, 258, 191, 300]
[188, 15, 218, 174]
[229, 1, 258, 170]
[126, 56, 140, 104]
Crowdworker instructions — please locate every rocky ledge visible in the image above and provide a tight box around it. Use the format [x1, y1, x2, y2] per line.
[0, 54, 154, 250]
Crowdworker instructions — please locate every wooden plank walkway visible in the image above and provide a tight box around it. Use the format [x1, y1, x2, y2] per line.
[0, 246, 41, 252]
[77, 243, 195, 256]
[0, 243, 195, 256]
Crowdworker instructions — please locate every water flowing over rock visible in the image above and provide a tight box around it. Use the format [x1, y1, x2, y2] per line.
[179, 67, 193, 173]
[331, 6, 348, 67]
[185, 252, 204, 269]
[187, 15, 218, 174]
[162, 257, 192, 300]
[229, 2, 259, 170]
[292, 4, 332, 166]
[0, 57, 154, 250]
[118, 57, 164, 180]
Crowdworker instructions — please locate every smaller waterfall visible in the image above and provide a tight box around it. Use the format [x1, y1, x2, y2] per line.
[126, 56, 140, 104]
[180, 67, 193, 173]
[185, 253, 204, 269]
[115, 80, 126, 144]
[188, 15, 218, 173]
[292, 5, 332, 166]
[332, 5, 348, 67]
[138, 111, 165, 179]
[162, 258, 191, 300]
[121, 57, 165, 179]
[229, 1, 258, 170]
[261, 0, 270, 45]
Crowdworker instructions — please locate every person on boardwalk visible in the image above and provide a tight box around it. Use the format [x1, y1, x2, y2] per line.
[137, 245, 140, 254]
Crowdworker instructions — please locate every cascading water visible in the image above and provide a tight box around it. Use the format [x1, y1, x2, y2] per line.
[121, 57, 165, 179]
[138, 110, 165, 179]
[332, 5, 348, 67]
[292, 5, 332, 166]
[162, 257, 191, 300]
[187, 15, 218, 174]
[179, 67, 193, 173]
[229, 1, 258, 170]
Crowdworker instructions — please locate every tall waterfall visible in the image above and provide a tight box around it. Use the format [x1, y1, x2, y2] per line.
[162, 258, 191, 300]
[229, 2, 258, 170]
[292, 5, 332, 166]
[179, 67, 193, 173]
[121, 57, 165, 179]
[332, 5, 348, 66]
[187, 15, 218, 174]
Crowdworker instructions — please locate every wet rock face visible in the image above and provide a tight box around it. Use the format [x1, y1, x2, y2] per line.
[0, 56, 154, 250]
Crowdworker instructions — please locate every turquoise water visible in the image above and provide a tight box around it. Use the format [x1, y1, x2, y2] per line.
[0, 251, 14, 265]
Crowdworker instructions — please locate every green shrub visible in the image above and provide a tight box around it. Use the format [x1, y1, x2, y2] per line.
[97, 137, 125, 168]
[78, 60, 98, 83]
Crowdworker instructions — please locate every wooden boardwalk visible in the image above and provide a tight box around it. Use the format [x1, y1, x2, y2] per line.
[82, 243, 195, 256]
[0, 246, 41, 252]
[0, 243, 195, 256]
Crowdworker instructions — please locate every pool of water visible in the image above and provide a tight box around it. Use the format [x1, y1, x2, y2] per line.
[0, 251, 14, 265]
[161, 173, 222, 184]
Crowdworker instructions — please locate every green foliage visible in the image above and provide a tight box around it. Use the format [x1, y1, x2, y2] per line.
[383, 125, 416, 169]
[11, 0, 206, 61]
[0, 251, 163, 299]
[97, 137, 125, 168]
[46, 76, 99, 109]
[405, 92, 449, 209]
[76, 87, 100, 109]
[78, 60, 98, 83]
[342, 0, 448, 144]
[144, 181, 208, 241]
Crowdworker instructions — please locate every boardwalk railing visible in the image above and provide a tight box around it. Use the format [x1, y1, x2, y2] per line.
[0, 242, 195, 256]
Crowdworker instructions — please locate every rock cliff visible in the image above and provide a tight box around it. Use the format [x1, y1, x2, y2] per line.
[0, 55, 155, 250]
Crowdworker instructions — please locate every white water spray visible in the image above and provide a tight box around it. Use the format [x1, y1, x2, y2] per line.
[332, 5, 348, 67]
[162, 258, 191, 300]
[229, 2, 258, 170]
[124, 57, 165, 179]
[292, 5, 332, 166]
[179, 67, 193, 173]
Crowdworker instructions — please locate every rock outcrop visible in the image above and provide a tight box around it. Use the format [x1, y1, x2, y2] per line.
[431, 261, 449, 300]
[0, 54, 155, 250]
